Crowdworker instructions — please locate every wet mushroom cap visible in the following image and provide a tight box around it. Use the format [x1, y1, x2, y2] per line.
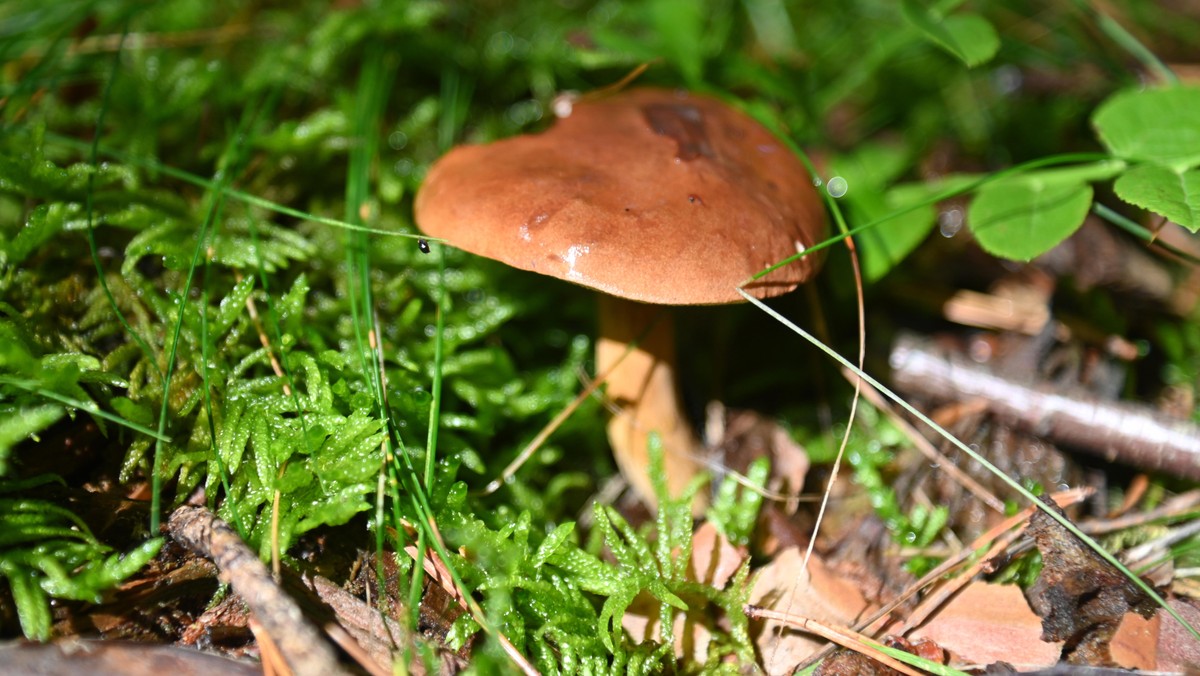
[414, 87, 826, 305]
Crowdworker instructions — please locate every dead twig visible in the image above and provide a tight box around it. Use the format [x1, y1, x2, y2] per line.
[890, 333, 1200, 480]
[168, 505, 349, 676]
[303, 574, 415, 676]
[745, 605, 925, 676]
[0, 639, 262, 676]
[1082, 489, 1200, 535]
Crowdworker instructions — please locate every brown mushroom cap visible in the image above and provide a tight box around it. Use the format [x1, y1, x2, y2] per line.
[414, 88, 826, 305]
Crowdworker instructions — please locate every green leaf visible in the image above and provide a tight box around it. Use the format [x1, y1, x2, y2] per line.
[1011, 160, 1126, 188]
[0, 322, 35, 370]
[0, 405, 63, 476]
[213, 275, 257, 338]
[2, 561, 51, 641]
[40, 538, 162, 601]
[902, 1, 999, 67]
[830, 143, 913, 191]
[446, 613, 481, 652]
[969, 181, 1093, 260]
[8, 203, 74, 266]
[1114, 164, 1200, 232]
[548, 547, 623, 596]
[644, 578, 688, 611]
[597, 585, 638, 654]
[707, 457, 769, 547]
[1093, 86, 1200, 169]
[533, 521, 575, 569]
[857, 185, 939, 282]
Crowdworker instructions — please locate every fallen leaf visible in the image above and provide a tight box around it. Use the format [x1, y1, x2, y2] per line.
[813, 648, 904, 675]
[814, 636, 944, 676]
[622, 595, 714, 663]
[688, 521, 746, 589]
[910, 581, 1060, 670]
[1110, 609, 1159, 670]
[707, 403, 810, 512]
[749, 547, 872, 675]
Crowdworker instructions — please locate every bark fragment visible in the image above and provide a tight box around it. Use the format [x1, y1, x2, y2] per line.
[1024, 499, 1158, 665]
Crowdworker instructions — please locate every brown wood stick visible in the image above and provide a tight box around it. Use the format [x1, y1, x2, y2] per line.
[890, 334, 1200, 480]
[168, 505, 349, 676]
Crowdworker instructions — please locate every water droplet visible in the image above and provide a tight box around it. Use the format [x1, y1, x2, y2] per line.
[939, 208, 964, 238]
[826, 176, 848, 198]
[992, 65, 1023, 95]
[552, 92, 577, 119]
[485, 31, 514, 58]
[507, 99, 544, 126]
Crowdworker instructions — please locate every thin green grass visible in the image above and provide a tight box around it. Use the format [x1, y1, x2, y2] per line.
[0, 377, 169, 443]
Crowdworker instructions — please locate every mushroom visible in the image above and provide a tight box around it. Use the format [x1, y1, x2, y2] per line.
[414, 87, 826, 510]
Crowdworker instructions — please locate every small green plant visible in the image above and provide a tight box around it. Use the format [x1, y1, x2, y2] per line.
[820, 82, 1200, 280]
[421, 435, 759, 673]
[706, 456, 769, 548]
[0, 478, 161, 641]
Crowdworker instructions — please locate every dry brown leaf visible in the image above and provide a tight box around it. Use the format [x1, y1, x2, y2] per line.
[622, 595, 714, 663]
[909, 581, 1060, 670]
[1110, 609, 1160, 670]
[814, 637, 945, 676]
[403, 544, 466, 609]
[688, 521, 746, 589]
[749, 547, 871, 675]
[707, 404, 811, 512]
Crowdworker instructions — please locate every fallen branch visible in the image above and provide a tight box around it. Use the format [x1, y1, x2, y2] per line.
[890, 334, 1200, 480]
[168, 505, 348, 676]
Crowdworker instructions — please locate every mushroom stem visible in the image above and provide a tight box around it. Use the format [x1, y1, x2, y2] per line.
[597, 295, 708, 512]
